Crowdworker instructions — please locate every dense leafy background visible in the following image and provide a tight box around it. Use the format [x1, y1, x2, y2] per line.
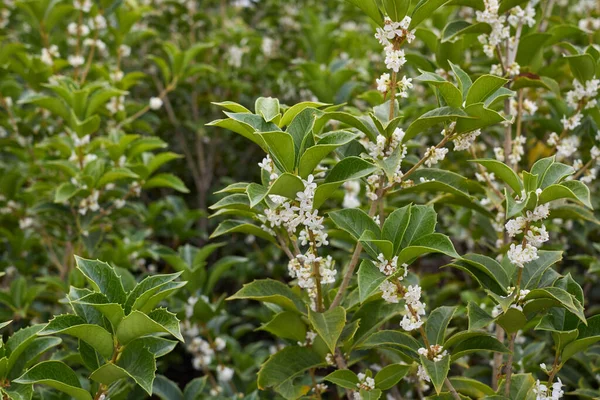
[1, 0, 600, 399]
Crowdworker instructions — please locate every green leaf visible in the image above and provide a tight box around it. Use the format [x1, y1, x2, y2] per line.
[356, 330, 421, 357]
[419, 354, 450, 394]
[74, 293, 126, 329]
[280, 101, 329, 128]
[358, 260, 388, 303]
[524, 288, 586, 324]
[504, 374, 534, 400]
[404, 107, 470, 142]
[360, 388, 382, 399]
[54, 182, 80, 203]
[539, 181, 592, 209]
[211, 101, 251, 113]
[227, 279, 306, 313]
[455, 103, 506, 133]
[90, 340, 156, 395]
[255, 97, 280, 122]
[5, 325, 45, 373]
[97, 168, 138, 187]
[143, 173, 189, 193]
[209, 220, 277, 244]
[346, 0, 383, 25]
[258, 311, 307, 342]
[562, 315, 600, 362]
[465, 75, 508, 106]
[39, 314, 114, 359]
[495, 308, 527, 334]
[383, 0, 410, 20]
[382, 205, 412, 254]
[450, 334, 509, 361]
[309, 306, 346, 354]
[416, 72, 462, 108]
[375, 364, 410, 390]
[124, 272, 183, 314]
[565, 53, 596, 83]
[153, 375, 183, 400]
[324, 369, 359, 390]
[313, 157, 379, 208]
[183, 377, 208, 400]
[426, 306, 456, 345]
[75, 256, 127, 304]
[329, 208, 381, 242]
[449, 61, 473, 99]
[497, 0, 529, 13]
[441, 21, 490, 43]
[247, 173, 304, 207]
[521, 250, 563, 290]
[396, 233, 459, 264]
[410, 0, 450, 28]
[259, 131, 296, 172]
[448, 377, 495, 397]
[257, 347, 323, 390]
[400, 205, 437, 247]
[116, 309, 183, 345]
[14, 361, 92, 400]
[443, 254, 509, 295]
[473, 159, 522, 193]
[467, 301, 494, 331]
[299, 130, 358, 178]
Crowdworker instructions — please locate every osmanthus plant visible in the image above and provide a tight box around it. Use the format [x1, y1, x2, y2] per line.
[0, 256, 206, 400]
[209, 1, 600, 399]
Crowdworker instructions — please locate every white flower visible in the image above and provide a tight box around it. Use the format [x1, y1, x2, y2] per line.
[376, 72, 390, 93]
[561, 113, 583, 131]
[214, 337, 226, 351]
[217, 365, 234, 382]
[384, 47, 406, 72]
[424, 146, 448, 167]
[556, 135, 580, 159]
[357, 373, 375, 391]
[507, 243, 539, 268]
[19, 217, 34, 229]
[73, 0, 93, 12]
[68, 55, 85, 67]
[376, 253, 398, 275]
[380, 280, 400, 303]
[149, 97, 163, 110]
[453, 129, 481, 151]
[397, 76, 413, 98]
[40, 45, 60, 66]
[119, 44, 131, 57]
[417, 365, 430, 382]
[505, 217, 526, 237]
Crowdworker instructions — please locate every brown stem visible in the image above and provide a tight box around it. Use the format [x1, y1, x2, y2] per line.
[504, 332, 517, 396]
[493, 326, 505, 390]
[444, 378, 461, 400]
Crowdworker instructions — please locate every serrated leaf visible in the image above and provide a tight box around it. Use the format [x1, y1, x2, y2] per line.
[39, 314, 114, 359]
[75, 256, 127, 304]
[116, 309, 183, 345]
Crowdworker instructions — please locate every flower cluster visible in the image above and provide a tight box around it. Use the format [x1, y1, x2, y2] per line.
[376, 253, 399, 275]
[424, 146, 448, 167]
[533, 378, 564, 400]
[565, 78, 599, 110]
[356, 372, 375, 391]
[505, 203, 550, 268]
[374, 17, 415, 95]
[361, 127, 408, 199]
[288, 253, 336, 309]
[453, 129, 481, 151]
[400, 284, 426, 331]
[418, 344, 448, 362]
[342, 180, 361, 208]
